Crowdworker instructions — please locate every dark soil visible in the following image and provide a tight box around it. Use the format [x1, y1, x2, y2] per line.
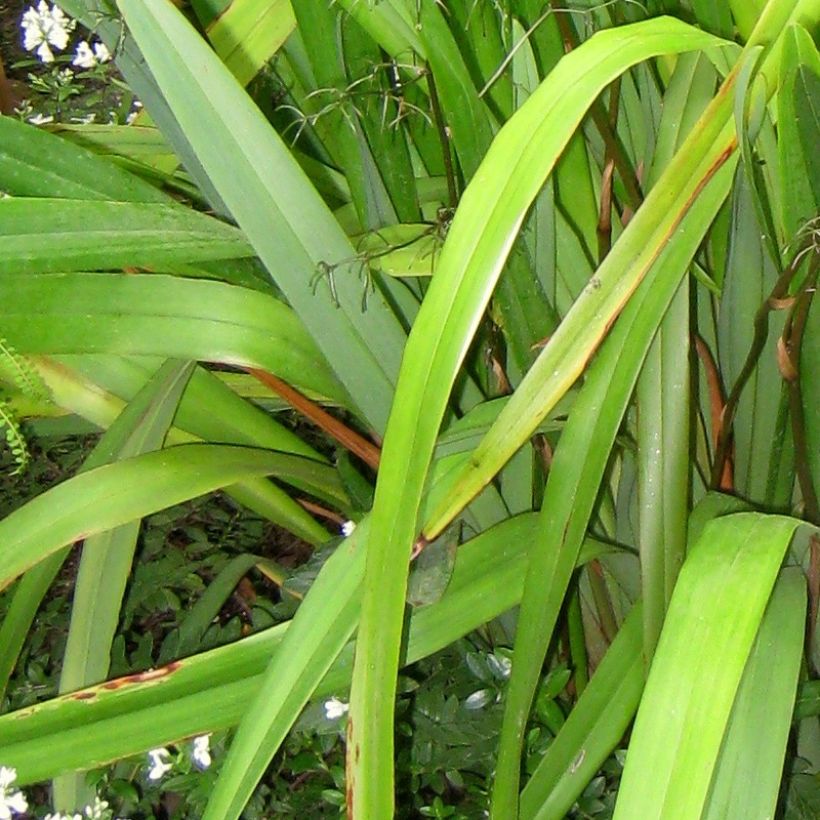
[1, 0, 28, 79]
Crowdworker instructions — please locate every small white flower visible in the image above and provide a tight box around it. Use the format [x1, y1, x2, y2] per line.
[72, 40, 95, 68]
[73, 40, 111, 68]
[146, 747, 173, 781]
[83, 796, 109, 819]
[341, 520, 356, 537]
[21, 1, 76, 63]
[0, 766, 28, 818]
[44, 813, 82, 820]
[70, 112, 96, 124]
[191, 734, 211, 770]
[93, 42, 111, 63]
[323, 697, 349, 720]
[27, 112, 53, 125]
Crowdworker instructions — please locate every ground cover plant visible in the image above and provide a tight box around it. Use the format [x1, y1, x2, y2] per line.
[0, 0, 819, 817]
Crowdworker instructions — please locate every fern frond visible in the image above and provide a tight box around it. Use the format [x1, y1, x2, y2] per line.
[0, 335, 48, 400]
[0, 395, 30, 475]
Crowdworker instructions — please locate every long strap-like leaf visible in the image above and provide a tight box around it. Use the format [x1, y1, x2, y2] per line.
[346, 17, 726, 820]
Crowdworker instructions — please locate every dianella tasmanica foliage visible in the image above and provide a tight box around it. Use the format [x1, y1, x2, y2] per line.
[0, 0, 818, 818]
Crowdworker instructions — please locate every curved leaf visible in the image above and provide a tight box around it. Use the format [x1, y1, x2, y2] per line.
[0, 443, 344, 590]
[0, 273, 345, 403]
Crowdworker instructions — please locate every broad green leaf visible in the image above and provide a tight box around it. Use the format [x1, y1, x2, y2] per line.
[0, 199, 253, 273]
[0, 444, 344, 590]
[58, 0, 231, 215]
[0, 116, 168, 202]
[0, 513, 618, 786]
[612, 513, 807, 820]
[702, 567, 807, 820]
[207, 0, 295, 86]
[119, 0, 409, 434]
[30, 356, 337, 541]
[346, 18, 727, 820]
[491, 156, 736, 818]
[0, 273, 345, 403]
[63, 355, 325, 461]
[519, 604, 644, 820]
[50, 123, 174, 160]
[54, 359, 195, 812]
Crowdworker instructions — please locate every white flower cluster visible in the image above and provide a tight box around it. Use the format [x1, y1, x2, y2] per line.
[323, 696, 349, 720]
[147, 733, 212, 782]
[1, 767, 124, 819]
[0, 766, 27, 819]
[0, 738, 211, 818]
[73, 40, 111, 69]
[21, 2, 110, 68]
[21, 1, 75, 63]
[44, 795, 118, 819]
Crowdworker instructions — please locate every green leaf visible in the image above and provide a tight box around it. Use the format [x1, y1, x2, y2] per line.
[0, 513, 617, 786]
[0, 199, 254, 273]
[406, 522, 459, 607]
[0, 443, 344, 590]
[0, 273, 345, 403]
[702, 567, 807, 820]
[612, 513, 807, 820]
[30, 357, 337, 542]
[158, 552, 288, 665]
[777, 25, 820, 237]
[119, 0, 409, 434]
[519, 604, 644, 820]
[0, 116, 168, 203]
[54, 359, 195, 812]
[206, 0, 295, 86]
[346, 17, 726, 819]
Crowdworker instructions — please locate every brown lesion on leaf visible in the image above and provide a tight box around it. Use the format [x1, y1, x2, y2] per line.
[100, 661, 182, 690]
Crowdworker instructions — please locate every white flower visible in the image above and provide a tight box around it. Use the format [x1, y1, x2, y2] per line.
[83, 796, 109, 819]
[125, 101, 143, 125]
[323, 697, 349, 720]
[341, 520, 356, 537]
[72, 40, 94, 68]
[70, 112, 96, 124]
[146, 747, 173, 781]
[44, 812, 82, 820]
[21, 1, 76, 63]
[73, 40, 110, 69]
[0, 766, 28, 818]
[191, 734, 211, 770]
[27, 112, 53, 125]
[93, 42, 111, 63]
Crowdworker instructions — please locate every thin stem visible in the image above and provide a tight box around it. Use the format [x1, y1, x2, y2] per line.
[551, 2, 643, 211]
[246, 368, 381, 470]
[782, 256, 819, 523]
[425, 63, 459, 210]
[710, 231, 816, 487]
